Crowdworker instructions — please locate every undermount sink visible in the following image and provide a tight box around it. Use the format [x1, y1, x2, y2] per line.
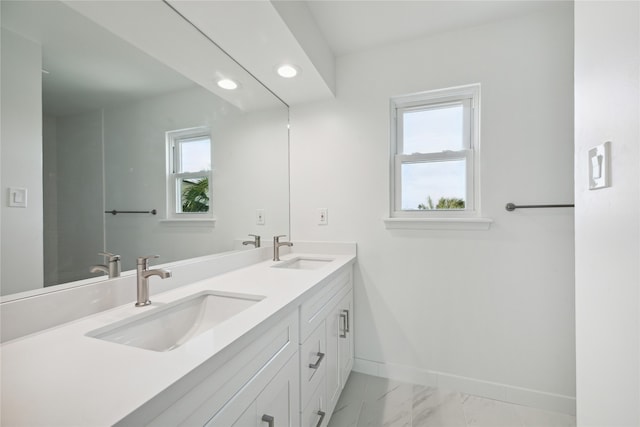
[87, 291, 264, 352]
[272, 257, 334, 270]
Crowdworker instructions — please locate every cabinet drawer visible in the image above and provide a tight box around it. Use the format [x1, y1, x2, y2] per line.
[299, 269, 352, 342]
[207, 351, 300, 427]
[300, 320, 326, 409]
[302, 379, 328, 427]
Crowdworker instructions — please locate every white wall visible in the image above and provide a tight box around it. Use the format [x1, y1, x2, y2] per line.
[43, 115, 59, 286]
[574, 2, 640, 425]
[0, 29, 43, 295]
[290, 6, 575, 411]
[54, 110, 105, 284]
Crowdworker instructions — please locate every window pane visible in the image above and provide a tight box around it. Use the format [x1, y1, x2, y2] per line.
[178, 177, 209, 213]
[401, 160, 466, 210]
[178, 137, 211, 173]
[402, 104, 463, 154]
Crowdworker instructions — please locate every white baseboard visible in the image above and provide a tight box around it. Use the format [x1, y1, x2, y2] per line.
[352, 358, 576, 415]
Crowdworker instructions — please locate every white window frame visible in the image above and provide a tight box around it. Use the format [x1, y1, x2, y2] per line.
[165, 127, 214, 221]
[389, 84, 481, 221]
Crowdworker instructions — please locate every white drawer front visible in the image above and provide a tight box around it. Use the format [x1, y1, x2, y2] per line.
[300, 320, 326, 410]
[302, 380, 328, 427]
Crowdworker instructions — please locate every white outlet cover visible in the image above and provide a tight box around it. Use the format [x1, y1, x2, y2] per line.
[256, 209, 265, 225]
[318, 208, 328, 225]
[588, 141, 611, 190]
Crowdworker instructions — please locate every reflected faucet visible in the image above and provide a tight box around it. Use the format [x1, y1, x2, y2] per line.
[135, 255, 171, 307]
[90, 252, 121, 278]
[273, 235, 293, 261]
[242, 234, 261, 248]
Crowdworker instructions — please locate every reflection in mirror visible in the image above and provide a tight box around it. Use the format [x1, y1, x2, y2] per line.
[0, 0, 289, 297]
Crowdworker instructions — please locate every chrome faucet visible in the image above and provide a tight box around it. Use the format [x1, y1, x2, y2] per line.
[273, 235, 293, 261]
[90, 252, 121, 278]
[135, 255, 171, 307]
[242, 234, 261, 248]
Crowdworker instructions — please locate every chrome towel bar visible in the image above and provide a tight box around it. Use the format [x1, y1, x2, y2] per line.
[505, 203, 574, 212]
[105, 209, 157, 215]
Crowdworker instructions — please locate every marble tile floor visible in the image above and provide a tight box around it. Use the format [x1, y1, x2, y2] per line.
[327, 372, 576, 427]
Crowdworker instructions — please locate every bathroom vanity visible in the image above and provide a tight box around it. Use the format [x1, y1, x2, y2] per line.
[0, 244, 356, 426]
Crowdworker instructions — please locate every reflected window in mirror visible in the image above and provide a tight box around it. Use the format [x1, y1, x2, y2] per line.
[167, 127, 213, 218]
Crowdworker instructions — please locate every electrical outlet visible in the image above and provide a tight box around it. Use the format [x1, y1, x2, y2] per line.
[256, 209, 265, 225]
[318, 208, 328, 225]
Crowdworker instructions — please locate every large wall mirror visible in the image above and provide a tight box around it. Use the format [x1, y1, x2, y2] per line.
[0, 0, 290, 297]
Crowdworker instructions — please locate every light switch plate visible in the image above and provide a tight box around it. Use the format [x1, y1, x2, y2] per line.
[588, 141, 611, 190]
[8, 187, 27, 208]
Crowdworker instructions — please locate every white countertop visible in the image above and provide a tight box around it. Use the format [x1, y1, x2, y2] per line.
[0, 251, 356, 426]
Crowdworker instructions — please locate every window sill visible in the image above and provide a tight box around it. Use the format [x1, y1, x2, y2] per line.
[383, 217, 493, 231]
[159, 218, 216, 227]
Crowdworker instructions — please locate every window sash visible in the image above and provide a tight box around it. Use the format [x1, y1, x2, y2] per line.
[394, 150, 474, 215]
[172, 135, 211, 174]
[174, 173, 210, 214]
[396, 98, 472, 154]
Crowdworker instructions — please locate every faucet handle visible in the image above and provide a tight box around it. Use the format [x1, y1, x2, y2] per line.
[248, 234, 260, 238]
[99, 252, 120, 261]
[137, 255, 159, 268]
[273, 235, 287, 242]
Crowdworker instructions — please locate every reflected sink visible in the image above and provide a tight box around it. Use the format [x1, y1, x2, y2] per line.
[272, 257, 334, 270]
[87, 291, 264, 352]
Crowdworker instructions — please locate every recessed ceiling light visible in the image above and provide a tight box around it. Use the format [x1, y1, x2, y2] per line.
[277, 64, 299, 78]
[217, 78, 238, 90]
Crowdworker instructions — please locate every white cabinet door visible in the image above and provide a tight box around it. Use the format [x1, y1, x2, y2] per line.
[338, 290, 354, 389]
[256, 354, 299, 427]
[300, 320, 327, 410]
[326, 288, 354, 416]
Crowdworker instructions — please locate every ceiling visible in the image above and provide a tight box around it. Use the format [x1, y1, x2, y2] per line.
[174, 0, 566, 106]
[304, 1, 564, 56]
[1, 1, 569, 111]
[1, 0, 195, 117]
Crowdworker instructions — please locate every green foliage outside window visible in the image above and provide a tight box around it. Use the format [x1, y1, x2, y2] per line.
[418, 196, 465, 210]
[181, 178, 209, 212]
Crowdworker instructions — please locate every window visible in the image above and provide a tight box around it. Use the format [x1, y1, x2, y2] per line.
[166, 127, 212, 219]
[390, 84, 480, 219]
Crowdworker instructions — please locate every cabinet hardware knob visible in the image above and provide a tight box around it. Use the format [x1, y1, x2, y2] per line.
[262, 414, 275, 427]
[316, 410, 326, 427]
[309, 352, 325, 369]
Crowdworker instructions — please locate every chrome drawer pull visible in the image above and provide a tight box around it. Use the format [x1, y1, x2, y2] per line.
[315, 410, 326, 427]
[340, 310, 349, 338]
[262, 414, 274, 427]
[309, 351, 325, 369]
[343, 309, 350, 333]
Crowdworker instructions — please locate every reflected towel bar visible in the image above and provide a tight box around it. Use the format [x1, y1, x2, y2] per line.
[505, 203, 574, 212]
[106, 209, 157, 215]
